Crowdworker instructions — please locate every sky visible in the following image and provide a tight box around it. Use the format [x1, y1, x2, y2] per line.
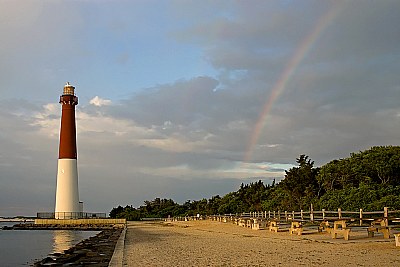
[1, 0, 400, 217]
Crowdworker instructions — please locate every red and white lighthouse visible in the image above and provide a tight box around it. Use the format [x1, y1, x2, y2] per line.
[55, 82, 80, 219]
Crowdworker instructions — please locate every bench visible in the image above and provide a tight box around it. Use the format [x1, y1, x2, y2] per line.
[367, 219, 391, 239]
[246, 219, 252, 228]
[394, 233, 400, 247]
[289, 221, 303, 236]
[331, 220, 351, 240]
[238, 218, 246, 227]
[251, 218, 266, 230]
[318, 221, 332, 234]
[268, 220, 291, 232]
[269, 220, 279, 232]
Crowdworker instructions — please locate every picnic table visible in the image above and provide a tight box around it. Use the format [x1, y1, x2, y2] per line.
[289, 221, 303, 236]
[367, 218, 391, 239]
[331, 219, 351, 240]
[319, 219, 351, 240]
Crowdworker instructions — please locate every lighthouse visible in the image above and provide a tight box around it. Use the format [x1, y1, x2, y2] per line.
[55, 82, 80, 219]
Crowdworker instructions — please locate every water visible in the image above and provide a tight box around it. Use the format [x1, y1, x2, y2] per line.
[0, 222, 99, 266]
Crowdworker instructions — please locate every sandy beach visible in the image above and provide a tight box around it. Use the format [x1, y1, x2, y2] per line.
[123, 220, 400, 266]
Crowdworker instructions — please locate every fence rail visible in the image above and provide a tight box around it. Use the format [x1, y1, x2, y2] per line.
[203, 207, 400, 226]
[169, 207, 400, 227]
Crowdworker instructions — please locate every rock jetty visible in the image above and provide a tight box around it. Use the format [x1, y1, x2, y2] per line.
[7, 223, 120, 230]
[34, 228, 122, 266]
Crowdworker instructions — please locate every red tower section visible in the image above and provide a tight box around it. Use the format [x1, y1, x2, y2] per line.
[58, 82, 78, 159]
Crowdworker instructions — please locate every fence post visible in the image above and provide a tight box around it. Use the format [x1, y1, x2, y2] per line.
[338, 208, 342, 219]
[273, 211, 276, 219]
[310, 204, 314, 222]
[278, 210, 281, 221]
[384, 207, 389, 225]
[322, 209, 325, 221]
[384, 207, 388, 218]
[285, 211, 288, 221]
[292, 211, 295, 221]
[359, 209, 363, 226]
[269, 211, 271, 219]
[300, 210, 303, 220]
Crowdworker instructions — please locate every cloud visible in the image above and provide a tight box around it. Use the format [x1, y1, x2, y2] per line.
[89, 96, 112, 107]
[172, 0, 400, 164]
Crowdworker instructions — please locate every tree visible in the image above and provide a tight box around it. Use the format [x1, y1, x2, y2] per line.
[109, 145, 400, 218]
[280, 155, 319, 210]
[109, 205, 124, 218]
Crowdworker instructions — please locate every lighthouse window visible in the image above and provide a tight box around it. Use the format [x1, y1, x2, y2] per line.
[63, 87, 74, 95]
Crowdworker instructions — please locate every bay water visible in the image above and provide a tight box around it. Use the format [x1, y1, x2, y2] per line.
[0, 222, 99, 266]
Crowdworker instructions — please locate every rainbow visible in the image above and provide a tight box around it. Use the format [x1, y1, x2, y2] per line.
[244, 3, 343, 163]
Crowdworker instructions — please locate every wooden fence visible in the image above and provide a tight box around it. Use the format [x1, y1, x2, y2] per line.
[246, 207, 399, 225]
[204, 207, 400, 226]
[167, 207, 400, 227]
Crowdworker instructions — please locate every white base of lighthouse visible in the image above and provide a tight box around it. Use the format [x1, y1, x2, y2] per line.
[55, 159, 80, 219]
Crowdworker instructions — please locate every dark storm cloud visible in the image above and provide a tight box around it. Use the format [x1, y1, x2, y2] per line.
[170, 0, 400, 165]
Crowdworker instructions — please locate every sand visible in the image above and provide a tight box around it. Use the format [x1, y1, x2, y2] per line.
[123, 220, 400, 266]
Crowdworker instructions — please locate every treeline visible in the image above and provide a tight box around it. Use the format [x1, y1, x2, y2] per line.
[110, 146, 400, 220]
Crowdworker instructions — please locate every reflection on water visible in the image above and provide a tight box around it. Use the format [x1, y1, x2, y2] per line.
[0, 227, 99, 266]
[52, 230, 99, 254]
[53, 230, 78, 253]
